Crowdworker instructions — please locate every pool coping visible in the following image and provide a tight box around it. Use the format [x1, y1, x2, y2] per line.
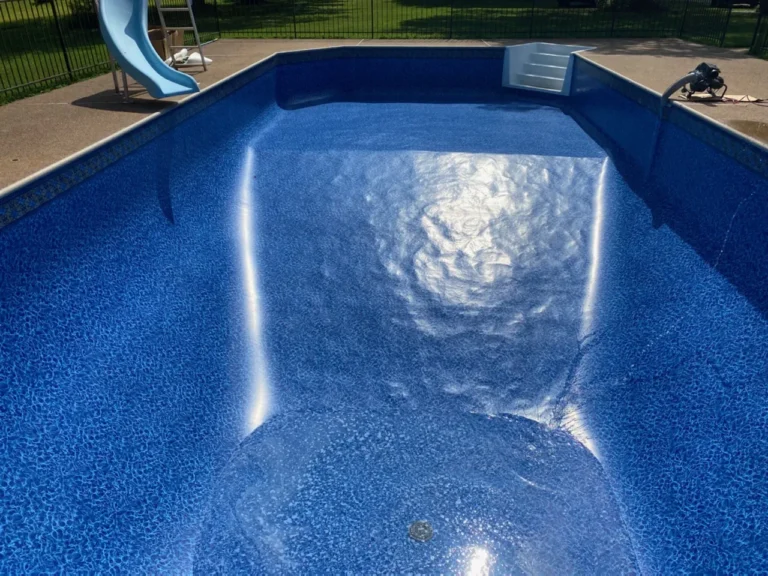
[1, 45, 767, 231]
[573, 53, 768, 180]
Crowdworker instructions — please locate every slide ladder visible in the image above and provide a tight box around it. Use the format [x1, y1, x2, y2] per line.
[153, 0, 207, 72]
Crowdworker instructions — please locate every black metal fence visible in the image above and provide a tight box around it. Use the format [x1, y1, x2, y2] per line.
[212, 0, 729, 39]
[750, 12, 768, 56]
[0, 0, 763, 104]
[0, 0, 109, 102]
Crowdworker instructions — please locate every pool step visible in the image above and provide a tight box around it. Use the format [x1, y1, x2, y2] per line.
[516, 73, 564, 92]
[532, 42, 584, 56]
[523, 62, 567, 80]
[502, 42, 594, 96]
[529, 52, 570, 67]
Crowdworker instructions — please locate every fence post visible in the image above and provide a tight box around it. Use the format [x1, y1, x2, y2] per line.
[49, 0, 74, 82]
[609, 0, 618, 37]
[528, 0, 535, 38]
[449, 0, 454, 39]
[678, 0, 690, 38]
[750, 13, 763, 54]
[213, 0, 221, 37]
[719, 4, 733, 46]
[370, 0, 374, 38]
[292, 0, 297, 38]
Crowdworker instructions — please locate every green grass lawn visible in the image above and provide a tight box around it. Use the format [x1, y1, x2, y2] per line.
[0, 0, 760, 104]
[722, 8, 760, 47]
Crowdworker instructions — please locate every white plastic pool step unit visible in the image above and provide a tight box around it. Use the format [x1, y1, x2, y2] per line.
[502, 43, 595, 95]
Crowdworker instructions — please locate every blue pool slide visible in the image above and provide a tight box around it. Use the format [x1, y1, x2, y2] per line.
[97, 0, 199, 98]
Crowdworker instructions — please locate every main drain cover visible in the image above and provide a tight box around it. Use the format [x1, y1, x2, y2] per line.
[408, 520, 433, 542]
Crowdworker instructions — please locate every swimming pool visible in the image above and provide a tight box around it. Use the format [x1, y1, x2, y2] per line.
[1, 48, 767, 573]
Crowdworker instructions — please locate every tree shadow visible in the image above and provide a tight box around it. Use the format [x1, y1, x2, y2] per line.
[395, 0, 535, 7]
[390, 6, 694, 39]
[216, 0, 356, 33]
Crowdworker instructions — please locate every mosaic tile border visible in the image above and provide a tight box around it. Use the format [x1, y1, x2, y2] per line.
[573, 54, 768, 180]
[0, 46, 504, 232]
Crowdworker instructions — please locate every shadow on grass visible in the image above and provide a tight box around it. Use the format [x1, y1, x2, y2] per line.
[217, 0, 357, 34]
[392, 8, 617, 39]
[388, 4, 701, 39]
[395, 0, 534, 8]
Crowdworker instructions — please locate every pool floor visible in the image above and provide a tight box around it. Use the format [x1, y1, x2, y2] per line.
[195, 102, 635, 572]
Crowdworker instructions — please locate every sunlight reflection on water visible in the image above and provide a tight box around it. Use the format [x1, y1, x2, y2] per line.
[366, 151, 605, 435]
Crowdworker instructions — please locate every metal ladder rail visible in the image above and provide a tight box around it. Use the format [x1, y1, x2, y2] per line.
[94, 0, 130, 101]
[153, 0, 207, 72]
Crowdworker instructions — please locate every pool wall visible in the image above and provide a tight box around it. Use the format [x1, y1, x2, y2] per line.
[570, 56, 768, 573]
[571, 56, 768, 316]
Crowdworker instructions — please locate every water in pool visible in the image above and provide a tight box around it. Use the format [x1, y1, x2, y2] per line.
[1, 57, 767, 574]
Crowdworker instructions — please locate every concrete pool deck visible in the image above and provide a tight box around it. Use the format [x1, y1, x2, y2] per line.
[2, 37, 768, 190]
